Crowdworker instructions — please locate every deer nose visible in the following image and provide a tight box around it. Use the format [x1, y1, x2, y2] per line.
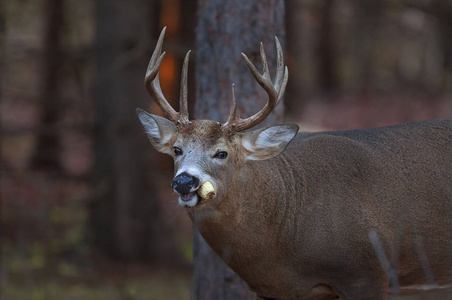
[172, 172, 200, 194]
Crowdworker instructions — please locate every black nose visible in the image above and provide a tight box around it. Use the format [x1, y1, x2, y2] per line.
[172, 172, 200, 194]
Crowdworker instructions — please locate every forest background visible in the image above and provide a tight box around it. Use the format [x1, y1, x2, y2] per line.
[1, 0, 451, 299]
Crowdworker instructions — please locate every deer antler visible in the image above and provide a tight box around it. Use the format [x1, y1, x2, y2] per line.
[223, 37, 288, 134]
[145, 27, 190, 125]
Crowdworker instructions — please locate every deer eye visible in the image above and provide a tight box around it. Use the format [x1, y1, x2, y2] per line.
[173, 147, 183, 156]
[213, 151, 228, 159]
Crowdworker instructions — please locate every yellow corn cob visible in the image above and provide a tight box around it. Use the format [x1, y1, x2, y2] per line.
[197, 181, 216, 200]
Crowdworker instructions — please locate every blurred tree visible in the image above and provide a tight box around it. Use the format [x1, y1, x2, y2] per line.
[31, 0, 64, 170]
[285, 0, 305, 114]
[430, 0, 452, 92]
[179, 0, 197, 116]
[90, 0, 176, 261]
[317, 0, 338, 93]
[353, 0, 384, 95]
[193, 0, 285, 298]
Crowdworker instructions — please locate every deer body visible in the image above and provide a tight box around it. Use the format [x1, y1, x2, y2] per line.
[137, 28, 452, 299]
[185, 119, 452, 299]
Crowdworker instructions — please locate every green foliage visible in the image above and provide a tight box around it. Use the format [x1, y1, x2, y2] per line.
[1, 174, 191, 300]
[2, 238, 190, 300]
[2, 277, 190, 300]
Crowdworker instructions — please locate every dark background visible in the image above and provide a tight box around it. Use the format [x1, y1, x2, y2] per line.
[1, 0, 451, 299]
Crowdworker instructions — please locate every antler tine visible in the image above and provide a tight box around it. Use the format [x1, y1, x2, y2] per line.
[179, 50, 191, 123]
[224, 84, 238, 127]
[145, 28, 166, 87]
[241, 48, 277, 100]
[260, 43, 271, 81]
[278, 66, 289, 105]
[223, 38, 288, 133]
[274, 37, 284, 90]
[274, 36, 289, 106]
[145, 27, 185, 123]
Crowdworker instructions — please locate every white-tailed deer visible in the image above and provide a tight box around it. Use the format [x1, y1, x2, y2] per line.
[137, 27, 452, 299]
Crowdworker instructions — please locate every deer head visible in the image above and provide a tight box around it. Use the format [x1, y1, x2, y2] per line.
[137, 27, 298, 208]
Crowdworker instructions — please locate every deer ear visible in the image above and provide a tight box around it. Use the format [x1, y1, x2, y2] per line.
[240, 124, 299, 161]
[136, 108, 177, 155]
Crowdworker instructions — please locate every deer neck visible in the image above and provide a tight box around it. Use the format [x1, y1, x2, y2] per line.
[187, 156, 302, 270]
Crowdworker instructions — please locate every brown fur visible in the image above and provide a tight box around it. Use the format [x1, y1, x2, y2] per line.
[138, 107, 451, 299]
[185, 118, 452, 299]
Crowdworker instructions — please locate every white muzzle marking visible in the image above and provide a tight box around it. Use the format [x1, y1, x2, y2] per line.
[174, 166, 216, 207]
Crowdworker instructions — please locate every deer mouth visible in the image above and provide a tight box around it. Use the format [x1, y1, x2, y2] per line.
[180, 191, 197, 202]
[178, 191, 199, 207]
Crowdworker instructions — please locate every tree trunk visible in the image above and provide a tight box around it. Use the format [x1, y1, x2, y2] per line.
[353, 0, 383, 95]
[434, 0, 452, 92]
[90, 0, 174, 261]
[31, 0, 64, 170]
[286, 0, 305, 115]
[193, 0, 286, 298]
[317, 0, 338, 93]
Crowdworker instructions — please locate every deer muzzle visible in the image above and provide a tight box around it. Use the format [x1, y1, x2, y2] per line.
[172, 172, 200, 199]
[172, 172, 216, 206]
